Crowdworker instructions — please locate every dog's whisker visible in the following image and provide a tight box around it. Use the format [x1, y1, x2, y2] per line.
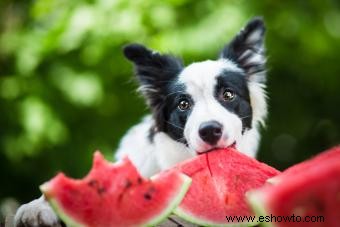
[240, 115, 251, 119]
[164, 91, 184, 99]
[165, 121, 185, 130]
[175, 137, 185, 142]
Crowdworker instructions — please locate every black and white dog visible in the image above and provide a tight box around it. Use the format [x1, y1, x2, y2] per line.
[14, 17, 267, 226]
[116, 17, 267, 177]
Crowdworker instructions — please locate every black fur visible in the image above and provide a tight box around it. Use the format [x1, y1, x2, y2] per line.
[221, 17, 266, 83]
[215, 71, 252, 132]
[145, 81, 191, 144]
[123, 44, 184, 136]
[162, 82, 192, 144]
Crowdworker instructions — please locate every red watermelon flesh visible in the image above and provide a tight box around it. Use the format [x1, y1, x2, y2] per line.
[173, 147, 280, 226]
[248, 151, 340, 227]
[40, 151, 191, 227]
[268, 146, 340, 184]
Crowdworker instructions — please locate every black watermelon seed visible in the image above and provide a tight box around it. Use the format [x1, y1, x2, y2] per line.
[137, 177, 143, 184]
[125, 179, 132, 189]
[88, 179, 98, 187]
[144, 193, 152, 200]
[98, 187, 106, 195]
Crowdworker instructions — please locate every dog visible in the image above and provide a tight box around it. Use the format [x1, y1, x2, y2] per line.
[14, 17, 267, 226]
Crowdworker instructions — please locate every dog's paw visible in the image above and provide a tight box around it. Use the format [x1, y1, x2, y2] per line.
[14, 196, 62, 227]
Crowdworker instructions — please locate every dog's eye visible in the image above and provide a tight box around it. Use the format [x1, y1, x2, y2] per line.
[222, 89, 235, 101]
[178, 99, 190, 111]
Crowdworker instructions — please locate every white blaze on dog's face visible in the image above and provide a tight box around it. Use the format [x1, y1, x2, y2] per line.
[178, 60, 245, 153]
[123, 17, 267, 156]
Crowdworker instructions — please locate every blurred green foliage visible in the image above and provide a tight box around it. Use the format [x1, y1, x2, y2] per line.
[0, 0, 339, 207]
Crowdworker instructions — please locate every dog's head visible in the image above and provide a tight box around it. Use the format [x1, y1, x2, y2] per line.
[123, 17, 267, 155]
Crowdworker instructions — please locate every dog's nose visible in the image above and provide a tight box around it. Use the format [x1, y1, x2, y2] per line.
[199, 121, 223, 145]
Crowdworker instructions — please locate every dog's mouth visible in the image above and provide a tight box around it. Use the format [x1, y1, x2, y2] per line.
[196, 142, 236, 155]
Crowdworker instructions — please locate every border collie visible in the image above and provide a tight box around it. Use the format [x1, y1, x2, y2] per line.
[14, 17, 267, 226]
[115, 17, 267, 177]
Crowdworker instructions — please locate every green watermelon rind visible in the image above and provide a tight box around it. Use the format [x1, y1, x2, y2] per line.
[173, 206, 259, 227]
[40, 183, 86, 227]
[246, 190, 274, 227]
[40, 173, 192, 227]
[146, 173, 192, 226]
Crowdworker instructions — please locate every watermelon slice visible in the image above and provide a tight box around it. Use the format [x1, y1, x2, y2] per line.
[40, 151, 191, 227]
[248, 146, 340, 227]
[268, 146, 340, 184]
[173, 147, 280, 226]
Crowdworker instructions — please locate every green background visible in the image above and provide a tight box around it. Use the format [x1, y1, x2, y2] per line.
[1, 0, 339, 214]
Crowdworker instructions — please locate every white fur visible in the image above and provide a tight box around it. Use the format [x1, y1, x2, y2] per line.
[154, 132, 195, 170]
[236, 128, 260, 157]
[248, 82, 267, 126]
[247, 30, 263, 45]
[115, 116, 194, 177]
[115, 116, 160, 177]
[236, 82, 267, 156]
[246, 53, 264, 66]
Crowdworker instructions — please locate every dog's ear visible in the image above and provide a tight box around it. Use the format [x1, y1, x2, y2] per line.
[220, 17, 266, 83]
[123, 43, 183, 111]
